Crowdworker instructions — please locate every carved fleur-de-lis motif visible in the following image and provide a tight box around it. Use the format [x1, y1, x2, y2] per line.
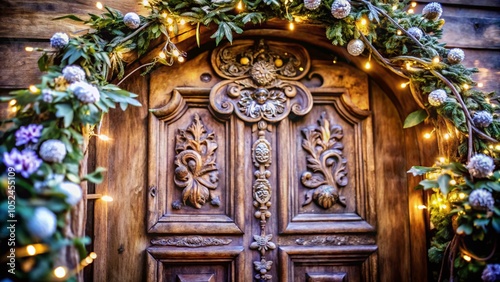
[301, 112, 348, 209]
[173, 114, 219, 209]
[250, 234, 276, 255]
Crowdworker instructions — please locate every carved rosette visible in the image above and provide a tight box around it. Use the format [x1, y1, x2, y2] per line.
[301, 112, 348, 209]
[210, 40, 313, 123]
[173, 114, 220, 209]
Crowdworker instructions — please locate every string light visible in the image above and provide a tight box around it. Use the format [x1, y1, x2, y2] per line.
[236, 0, 243, 10]
[478, 82, 484, 88]
[53, 266, 67, 279]
[89, 252, 97, 259]
[432, 56, 440, 64]
[462, 255, 472, 262]
[172, 49, 180, 57]
[179, 19, 186, 25]
[96, 2, 103, 9]
[417, 205, 427, 209]
[289, 22, 295, 31]
[167, 17, 173, 24]
[365, 61, 371, 69]
[408, 8, 414, 14]
[85, 257, 94, 264]
[401, 82, 409, 88]
[299, 67, 304, 71]
[459, 193, 466, 199]
[463, 84, 469, 90]
[11, 107, 17, 113]
[392, 5, 398, 10]
[443, 133, 450, 140]
[438, 157, 446, 163]
[25, 46, 34, 52]
[9, 100, 16, 106]
[397, 30, 402, 35]
[496, 145, 500, 150]
[26, 245, 36, 256]
[360, 18, 367, 25]
[142, 0, 149, 6]
[424, 132, 432, 139]
[97, 134, 111, 141]
[162, 13, 167, 18]
[87, 194, 113, 201]
[168, 26, 174, 32]
[29, 85, 38, 93]
[101, 195, 113, 202]
[411, 2, 417, 7]
[178, 56, 185, 63]
[450, 179, 457, 185]
[159, 51, 166, 59]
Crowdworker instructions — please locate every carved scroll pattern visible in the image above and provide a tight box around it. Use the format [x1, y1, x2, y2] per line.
[301, 112, 348, 209]
[249, 121, 275, 281]
[172, 114, 220, 209]
[151, 236, 232, 247]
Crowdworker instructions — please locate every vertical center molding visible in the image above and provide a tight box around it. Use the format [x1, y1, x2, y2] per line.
[210, 39, 313, 281]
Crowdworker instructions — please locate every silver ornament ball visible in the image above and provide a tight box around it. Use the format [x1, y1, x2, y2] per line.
[428, 89, 447, 106]
[124, 12, 141, 29]
[59, 182, 83, 206]
[39, 139, 67, 163]
[407, 27, 424, 41]
[467, 154, 495, 178]
[26, 207, 57, 239]
[304, 0, 321, 10]
[447, 48, 465, 65]
[347, 39, 365, 56]
[331, 0, 351, 19]
[422, 2, 443, 21]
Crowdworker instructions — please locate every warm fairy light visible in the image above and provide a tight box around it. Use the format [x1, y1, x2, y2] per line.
[97, 134, 111, 141]
[162, 13, 167, 18]
[397, 30, 402, 35]
[89, 252, 97, 259]
[406, 62, 411, 69]
[364, 61, 371, 69]
[432, 56, 440, 64]
[11, 107, 17, 113]
[463, 84, 469, 90]
[172, 49, 180, 57]
[450, 179, 457, 185]
[463, 255, 472, 262]
[401, 82, 409, 88]
[360, 18, 367, 25]
[167, 17, 173, 24]
[299, 67, 304, 71]
[25, 46, 34, 52]
[444, 133, 450, 140]
[9, 100, 16, 106]
[424, 132, 432, 139]
[179, 19, 186, 25]
[411, 2, 417, 7]
[85, 257, 94, 264]
[332, 57, 337, 64]
[408, 8, 414, 14]
[237, 0, 243, 10]
[478, 82, 484, 88]
[168, 26, 174, 32]
[101, 195, 113, 202]
[417, 205, 427, 209]
[142, 0, 149, 6]
[26, 245, 36, 256]
[431, 200, 437, 205]
[53, 266, 67, 278]
[96, 2, 103, 9]
[178, 56, 185, 63]
[29, 85, 38, 93]
[440, 204, 447, 209]
[392, 5, 398, 10]
[496, 145, 500, 150]
[439, 157, 446, 163]
[159, 51, 166, 59]
[459, 193, 466, 199]
[289, 22, 295, 31]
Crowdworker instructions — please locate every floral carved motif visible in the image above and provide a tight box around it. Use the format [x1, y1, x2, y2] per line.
[151, 236, 232, 247]
[301, 112, 348, 209]
[173, 114, 219, 209]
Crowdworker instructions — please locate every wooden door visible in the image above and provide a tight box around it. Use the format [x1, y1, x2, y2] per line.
[146, 38, 378, 282]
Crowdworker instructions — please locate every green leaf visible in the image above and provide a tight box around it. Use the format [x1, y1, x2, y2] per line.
[38, 53, 49, 72]
[456, 223, 473, 235]
[403, 109, 428, 128]
[55, 103, 75, 128]
[418, 179, 438, 190]
[83, 167, 106, 184]
[438, 174, 452, 195]
[492, 216, 500, 233]
[53, 15, 84, 22]
[407, 166, 438, 176]
[196, 22, 201, 48]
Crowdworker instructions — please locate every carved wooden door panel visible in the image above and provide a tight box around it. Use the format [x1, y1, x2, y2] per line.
[146, 39, 377, 282]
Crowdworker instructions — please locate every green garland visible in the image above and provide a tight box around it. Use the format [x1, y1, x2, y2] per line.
[1, 0, 499, 281]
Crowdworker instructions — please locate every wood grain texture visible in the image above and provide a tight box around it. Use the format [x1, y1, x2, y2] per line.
[418, 0, 500, 8]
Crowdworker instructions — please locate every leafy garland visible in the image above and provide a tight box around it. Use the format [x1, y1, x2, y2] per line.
[1, 0, 499, 281]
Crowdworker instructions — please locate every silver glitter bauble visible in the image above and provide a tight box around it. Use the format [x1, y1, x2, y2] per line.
[62, 65, 86, 83]
[473, 111, 493, 128]
[124, 12, 141, 29]
[59, 182, 83, 206]
[428, 89, 447, 106]
[422, 2, 443, 21]
[304, 0, 321, 10]
[347, 39, 365, 56]
[26, 207, 57, 239]
[407, 27, 424, 41]
[40, 139, 67, 163]
[447, 48, 465, 65]
[331, 0, 351, 19]
[467, 154, 495, 178]
[50, 32, 69, 49]
[70, 81, 100, 103]
[469, 189, 495, 211]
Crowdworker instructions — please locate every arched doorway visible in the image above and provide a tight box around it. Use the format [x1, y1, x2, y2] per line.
[92, 27, 434, 282]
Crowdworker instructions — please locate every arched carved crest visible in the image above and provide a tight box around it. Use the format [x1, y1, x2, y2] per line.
[210, 39, 313, 123]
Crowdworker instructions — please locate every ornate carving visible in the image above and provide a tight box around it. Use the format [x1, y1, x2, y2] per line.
[173, 114, 219, 209]
[151, 236, 232, 247]
[210, 40, 313, 123]
[301, 112, 348, 209]
[253, 258, 273, 281]
[295, 235, 376, 246]
[250, 234, 276, 256]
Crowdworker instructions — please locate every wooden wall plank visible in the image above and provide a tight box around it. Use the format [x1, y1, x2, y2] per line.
[418, 0, 500, 8]
[440, 16, 500, 49]
[0, 41, 45, 88]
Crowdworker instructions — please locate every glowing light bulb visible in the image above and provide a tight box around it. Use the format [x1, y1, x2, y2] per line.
[53, 267, 67, 278]
[9, 100, 16, 106]
[397, 30, 402, 35]
[496, 145, 500, 150]
[142, 0, 149, 6]
[179, 19, 186, 25]
[159, 51, 166, 59]
[167, 17, 173, 24]
[478, 82, 484, 88]
[289, 22, 295, 31]
[401, 82, 408, 88]
[417, 205, 427, 209]
[178, 56, 185, 63]
[299, 67, 304, 71]
[424, 132, 432, 139]
[459, 193, 466, 199]
[463, 255, 471, 262]
[364, 61, 371, 69]
[450, 179, 456, 185]
[162, 13, 167, 18]
[237, 0, 243, 10]
[168, 26, 174, 32]
[432, 56, 440, 64]
[408, 8, 414, 14]
[96, 2, 103, 9]
[438, 157, 446, 163]
[101, 195, 113, 202]
[444, 133, 450, 140]
[97, 134, 111, 141]
[172, 49, 180, 57]
[463, 84, 469, 90]
[411, 2, 417, 7]
[25, 46, 34, 52]
[29, 85, 38, 93]
[392, 5, 398, 10]
[89, 252, 97, 259]
[332, 59, 337, 64]
[11, 107, 17, 113]
[360, 18, 367, 25]
[85, 257, 94, 264]
[27, 245, 36, 256]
